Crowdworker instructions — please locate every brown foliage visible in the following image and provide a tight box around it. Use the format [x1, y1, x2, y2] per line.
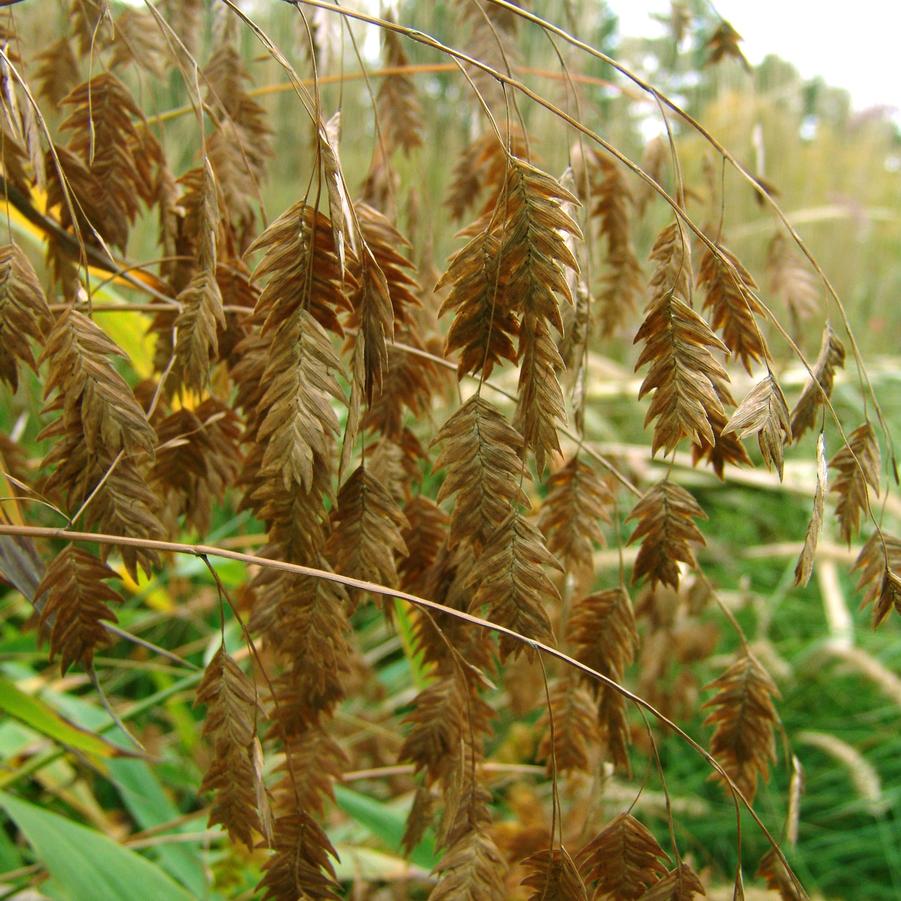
[34, 546, 120, 674]
[829, 422, 880, 543]
[172, 268, 226, 394]
[505, 159, 581, 472]
[0, 243, 50, 391]
[0, 116, 31, 200]
[249, 203, 352, 337]
[160, 0, 203, 57]
[640, 865, 706, 900]
[441, 155, 580, 472]
[538, 674, 600, 775]
[347, 255, 395, 409]
[39, 308, 155, 459]
[568, 587, 638, 692]
[258, 812, 340, 900]
[703, 652, 779, 803]
[756, 848, 804, 901]
[457, 0, 521, 111]
[398, 496, 449, 596]
[34, 38, 80, 110]
[538, 454, 613, 580]
[416, 541, 495, 673]
[697, 242, 769, 373]
[790, 324, 845, 442]
[204, 14, 272, 188]
[438, 227, 520, 379]
[690, 400, 754, 480]
[251, 569, 352, 721]
[584, 151, 644, 336]
[363, 323, 443, 439]
[853, 531, 901, 626]
[444, 129, 528, 223]
[326, 464, 409, 606]
[568, 586, 639, 770]
[430, 827, 507, 900]
[628, 481, 707, 590]
[375, 27, 423, 156]
[648, 221, 693, 306]
[470, 511, 559, 659]
[195, 646, 271, 850]
[705, 21, 751, 70]
[795, 434, 828, 586]
[521, 847, 588, 900]
[59, 73, 160, 249]
[768, 232, 820, 324]
[270, 727, 347, 813]
[722, 373, 792, 479]
[433, 395, 529, 550]
[38, 309, 163, 577]
[70, 0, 112, 56]
[577, 812, 669, 900]
[240, 201, 351, 574]
[355, 202, 420, 327]
[401, 673, 471, 785]
[150, 398, 243, 536]
[109, 8, 167, 79]
[634, 287, 731, 456]
[253, 308, 343, 494]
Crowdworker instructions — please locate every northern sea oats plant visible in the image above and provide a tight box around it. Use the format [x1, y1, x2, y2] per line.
[0, 1, 897, 899]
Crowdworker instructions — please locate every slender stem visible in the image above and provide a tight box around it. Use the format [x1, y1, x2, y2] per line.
[0, 521, 793, 882]
[294, 0, 890, 529]
[143, 63, 633, 126]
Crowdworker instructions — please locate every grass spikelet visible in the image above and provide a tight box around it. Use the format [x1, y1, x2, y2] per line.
[469, 510, 559, 659]
[577, 812, 669, 899]
[521, 847, 587, 900]
[538, 454, 613, 581]
[35, 546, 121, 674]
[697, 241, 769, 373]
[722, 373, 792, 479]
[195, 645, 272, 850]
[852, 531, 901, 626]
[628, 481, 707, 590]
[634, 290, 731, 456]
[703, 652, 780, 803]
[829, 422, 880, 544]
[433, 396, 529, 550]
[0, 242, 51, 391]
[790, 324, 846, 443]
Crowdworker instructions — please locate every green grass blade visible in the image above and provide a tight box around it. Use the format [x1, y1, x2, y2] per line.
[0, 675, 121, 760]
[0, 791, 193, 901]
[333, 784, 437, 871]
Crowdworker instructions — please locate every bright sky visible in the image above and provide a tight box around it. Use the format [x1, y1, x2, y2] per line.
[612, 0, 900, 120]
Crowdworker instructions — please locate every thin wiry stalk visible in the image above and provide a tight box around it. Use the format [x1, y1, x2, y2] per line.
[144, 63, 631, 128]
[484, 0, 894, 470]
[292, 0, 892, 526]
[0, 519, 804, 898]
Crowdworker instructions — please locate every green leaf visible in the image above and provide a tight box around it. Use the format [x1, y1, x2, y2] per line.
[0, 675, 120, 760]
[333, 784, 436, 870]
[392, 598, 432, 690]
[0, 814, 22, 872]
[108, 759, 210, 897]
[0, 791, 194, 901]
[11, 680, 211, 895]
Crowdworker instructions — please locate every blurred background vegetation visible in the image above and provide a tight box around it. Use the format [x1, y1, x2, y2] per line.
[0, 1, 898, 899]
